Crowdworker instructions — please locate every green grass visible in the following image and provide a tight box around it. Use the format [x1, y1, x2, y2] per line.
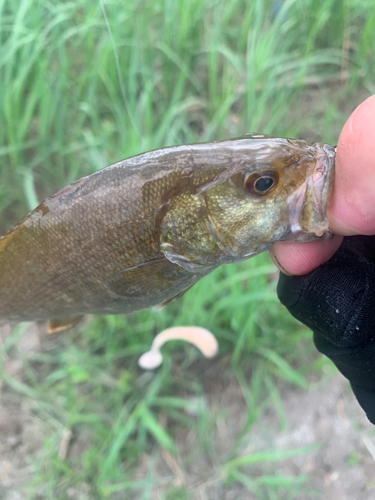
[1, 0, 375, 498]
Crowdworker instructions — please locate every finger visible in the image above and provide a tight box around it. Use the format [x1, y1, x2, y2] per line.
[329, 94, 375, 235]
[269, 235, 343, 275]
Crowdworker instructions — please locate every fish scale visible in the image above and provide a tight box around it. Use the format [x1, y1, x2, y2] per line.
[0, 135, 335, 326]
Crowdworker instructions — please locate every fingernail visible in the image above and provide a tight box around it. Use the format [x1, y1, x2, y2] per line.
[269, 250, 294, 277]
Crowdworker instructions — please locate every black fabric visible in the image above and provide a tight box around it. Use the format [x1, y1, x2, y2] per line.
[277, 236, 375, 424]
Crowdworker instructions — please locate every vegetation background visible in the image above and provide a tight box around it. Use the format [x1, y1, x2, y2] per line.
[0, 0, 375, 498]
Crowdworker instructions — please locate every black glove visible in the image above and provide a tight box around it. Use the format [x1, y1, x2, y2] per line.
[277, 236, 375, 424]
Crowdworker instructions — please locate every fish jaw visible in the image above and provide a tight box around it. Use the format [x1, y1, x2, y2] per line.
[284, 143, 335, 242]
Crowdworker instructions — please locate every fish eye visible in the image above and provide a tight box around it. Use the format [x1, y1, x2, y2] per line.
[244, 166, 279, 196]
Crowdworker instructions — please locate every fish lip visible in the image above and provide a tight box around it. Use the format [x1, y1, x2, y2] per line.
[316, 144, 336, 229]
[285, 144, 335, 242]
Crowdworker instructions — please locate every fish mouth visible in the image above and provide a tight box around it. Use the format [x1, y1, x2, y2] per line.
[285, 143, 335, 242]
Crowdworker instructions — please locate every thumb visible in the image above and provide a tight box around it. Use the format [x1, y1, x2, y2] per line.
[329, 95, 375, 236]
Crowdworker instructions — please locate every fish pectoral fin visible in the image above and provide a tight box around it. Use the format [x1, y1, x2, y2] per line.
[152, 284, 194, 311]
[48, 315, 84, 333]
[107, 258, 187, 298]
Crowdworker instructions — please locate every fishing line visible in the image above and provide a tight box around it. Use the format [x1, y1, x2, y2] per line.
[98, 0, 141, 138]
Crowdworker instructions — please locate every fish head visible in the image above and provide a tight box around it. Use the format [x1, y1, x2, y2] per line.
[200, 135, 335, 263]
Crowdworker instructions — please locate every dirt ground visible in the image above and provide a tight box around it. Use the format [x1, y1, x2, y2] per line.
[0, 324, 375, 500]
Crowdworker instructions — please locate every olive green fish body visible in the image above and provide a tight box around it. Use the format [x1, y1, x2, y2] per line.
[0, 136, 335, 322]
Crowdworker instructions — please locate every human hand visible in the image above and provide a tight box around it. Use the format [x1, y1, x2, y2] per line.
[273, 95, 375, 423]
[270, 94, 375, 274]
[271, 94, 375, 274]
[277, 235, 375, 423]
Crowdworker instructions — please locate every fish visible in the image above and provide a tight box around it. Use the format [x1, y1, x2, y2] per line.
[0, 135, 335, 328]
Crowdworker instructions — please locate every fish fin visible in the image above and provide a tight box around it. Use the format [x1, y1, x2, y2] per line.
[152, 285, 194, 311]
[48, 315, 84, 334]
[107, 258, 187, 298]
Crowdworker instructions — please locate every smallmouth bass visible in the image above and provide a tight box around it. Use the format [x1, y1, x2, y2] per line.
[0, 135, 335, 325]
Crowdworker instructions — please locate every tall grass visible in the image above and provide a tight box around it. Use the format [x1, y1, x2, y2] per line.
[0, 0, 374, 498]
[1, 0, 373, 225]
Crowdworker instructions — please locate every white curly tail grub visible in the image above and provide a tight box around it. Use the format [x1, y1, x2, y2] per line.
[138, 326, 219, 370]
